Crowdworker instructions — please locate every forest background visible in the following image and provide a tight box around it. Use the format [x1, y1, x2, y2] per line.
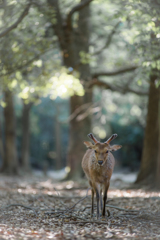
[0, 0, 160, 188]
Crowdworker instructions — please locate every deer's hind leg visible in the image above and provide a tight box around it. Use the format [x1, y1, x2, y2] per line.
[94, 183, 101, 219]
[102, 182, 110, 217]
[91, 188, 94, 216]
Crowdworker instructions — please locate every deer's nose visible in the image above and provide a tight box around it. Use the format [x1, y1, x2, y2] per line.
[98, 160, 103, 165]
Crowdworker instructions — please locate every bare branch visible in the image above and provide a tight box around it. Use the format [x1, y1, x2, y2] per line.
[89, 79, 148, 96]
[92, 66, 138, 78]
[123, 87, 148, 96]
[66, 0, 94, 29]
[76, 105, 101, 121]
[0, 1, 32, 38]
[61, 102, 92, 123]
[0, 203, 37, 215]
[106, 204, 138, 212]
[66, 220, 108, 225]
[45, 188, 90, 216]
[93, 21, 121, 55]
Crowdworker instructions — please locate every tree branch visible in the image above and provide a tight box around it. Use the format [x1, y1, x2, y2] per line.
[92, 66, 138, 78]
[93, 21, 121, 55]
[0, 47, 53, 78]
[0, 1, 32, 38]
[66, 0, 94, 29]
[90, 66, 149, 95]
[0, 56, 39, 78]
[45, 188, 90, 216]
[89, 79, 148, 96]
[0, 203, 37, 215]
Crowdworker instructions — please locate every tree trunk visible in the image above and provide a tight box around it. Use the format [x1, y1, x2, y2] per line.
[21, 101, 32, 172]
[155, 93, 160, 188]
[66, 2, 92, 179]
[47, 0, 92, 179]
[67, 93, 92, 179]
[0, 115, 4, 164]
[136, 74, 159, 183]
[2, 90, 18, 174]
[55, 105, 62, 170]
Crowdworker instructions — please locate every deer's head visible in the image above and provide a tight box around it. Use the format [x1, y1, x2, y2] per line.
[84, 133, 122, 166]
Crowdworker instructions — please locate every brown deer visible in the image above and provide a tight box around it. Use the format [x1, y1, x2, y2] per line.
[82, 133, 122, 218]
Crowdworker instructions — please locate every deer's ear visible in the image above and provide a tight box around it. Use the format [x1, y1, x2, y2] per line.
[109, 144, 122, 152]
[84, 141, 94, 149]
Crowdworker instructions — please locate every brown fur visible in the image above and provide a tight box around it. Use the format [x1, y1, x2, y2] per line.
[82, 133, 122, 218]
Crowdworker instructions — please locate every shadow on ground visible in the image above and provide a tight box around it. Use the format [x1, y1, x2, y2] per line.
[0, 172, 159, 239]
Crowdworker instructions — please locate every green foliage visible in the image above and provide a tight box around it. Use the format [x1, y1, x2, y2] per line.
[16, 67, 84, 101]
[79, 51, 91, 64]
[119, 0, 160, 77]
[0, 1, 85, 102]
[1, 0, 159, 172]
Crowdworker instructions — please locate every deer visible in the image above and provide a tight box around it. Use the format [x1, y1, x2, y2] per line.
[82, 133, 122, 219]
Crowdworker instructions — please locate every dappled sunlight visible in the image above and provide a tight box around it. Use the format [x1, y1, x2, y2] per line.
[0, 174, 160, 199]
[109, 189, 160, 198]
[1, 0, 160, 239]
[0, 175, 159, 239]
[49, 70, 84, 99]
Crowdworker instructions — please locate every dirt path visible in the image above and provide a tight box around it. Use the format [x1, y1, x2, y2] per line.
[0, 174, 159, 239]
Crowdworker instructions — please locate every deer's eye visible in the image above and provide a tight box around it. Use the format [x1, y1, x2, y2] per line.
[106, 150, 109, 153]
[95, 150, 97, 153]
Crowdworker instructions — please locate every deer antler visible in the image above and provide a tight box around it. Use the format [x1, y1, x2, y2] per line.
[105, 134, 118, 144]
[88, 133, 99, 144]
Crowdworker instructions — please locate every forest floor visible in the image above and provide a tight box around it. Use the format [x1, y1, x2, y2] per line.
[0, 172, 159, 239]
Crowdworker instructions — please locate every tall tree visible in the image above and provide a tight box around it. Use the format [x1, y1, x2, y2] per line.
[21, 101, 33, 172]
[2, 90, 19, 174]
[45, 0, 92, 178]
[122, 0, 160, 187]
[0, 112, 4, 163]
[0, 0, 55, 174]
[156, 99, 160, 187]
[136, 73, 159, 183]
[54, 103, 62, 170]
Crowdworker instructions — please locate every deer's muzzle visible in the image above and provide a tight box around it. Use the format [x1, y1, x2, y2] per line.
[98, 160, 103, 165]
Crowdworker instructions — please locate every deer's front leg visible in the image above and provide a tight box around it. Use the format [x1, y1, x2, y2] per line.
[102, 182, 110, 217]
[95, 188, 100, 219]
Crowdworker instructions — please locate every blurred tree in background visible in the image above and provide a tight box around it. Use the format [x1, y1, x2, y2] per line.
[0, 0, 159, 187]
[120, 0, 160, 187]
